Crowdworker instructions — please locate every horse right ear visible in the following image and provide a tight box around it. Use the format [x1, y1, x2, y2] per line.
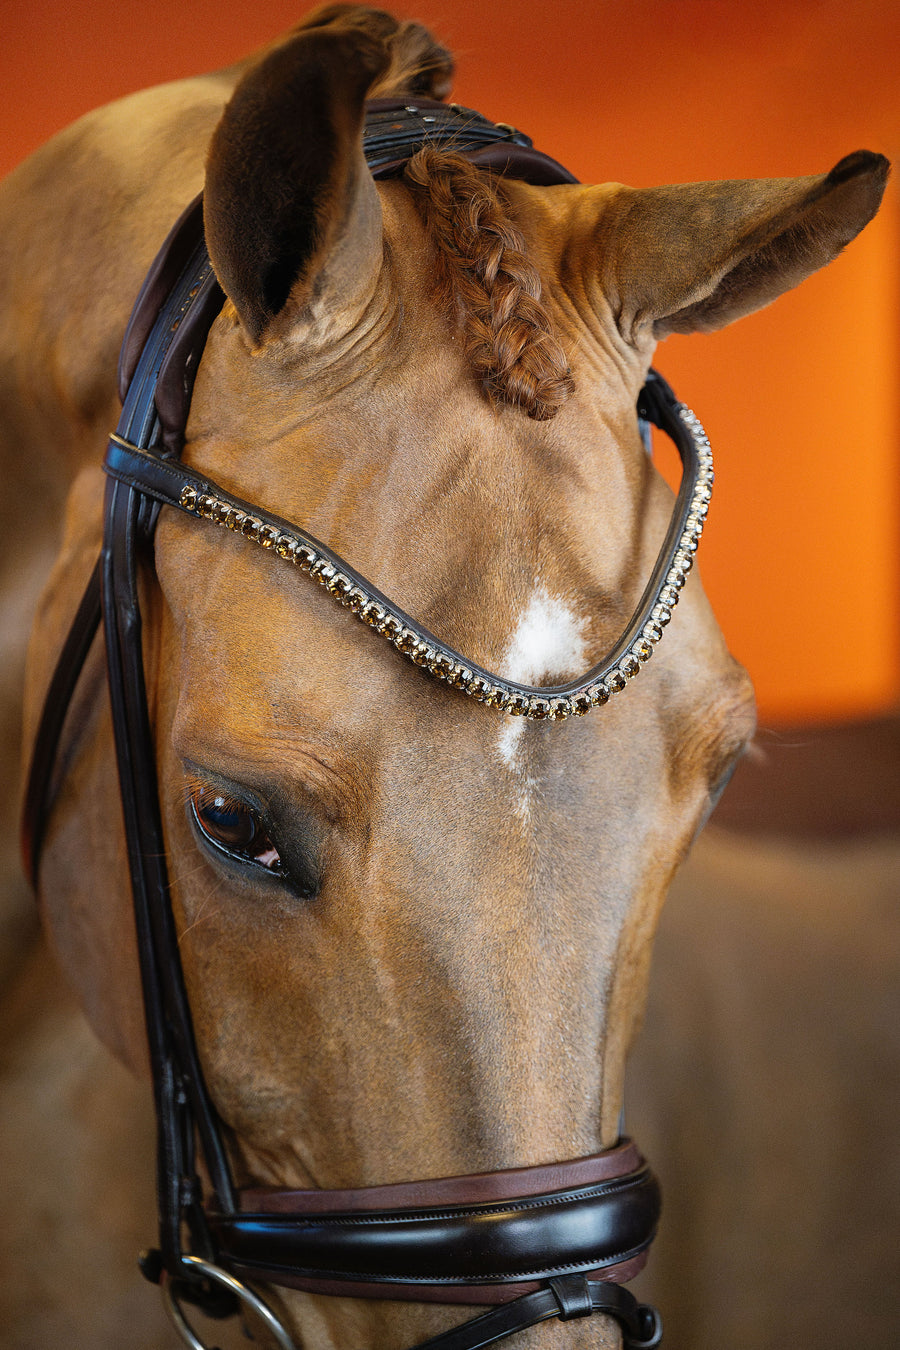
[577, 150, 889, 343]
[204, 26, 389, 349]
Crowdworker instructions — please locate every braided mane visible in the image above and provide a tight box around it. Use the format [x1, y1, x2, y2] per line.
[299, 6, 575, 421]
[404, 149, 575, 421]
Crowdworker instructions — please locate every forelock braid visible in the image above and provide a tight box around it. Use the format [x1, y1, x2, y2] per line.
[404, 148, 575, 421]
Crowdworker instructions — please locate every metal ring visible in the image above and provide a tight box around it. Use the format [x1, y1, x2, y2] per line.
[162, 1256, 296, 1350]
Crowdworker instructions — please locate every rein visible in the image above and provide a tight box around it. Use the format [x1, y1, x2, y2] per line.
[20, 100, 695, 1350]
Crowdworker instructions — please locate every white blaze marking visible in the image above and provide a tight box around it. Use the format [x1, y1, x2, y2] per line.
[495, 586, 587, 799]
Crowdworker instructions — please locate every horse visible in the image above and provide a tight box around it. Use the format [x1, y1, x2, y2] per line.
[0, 5, 888, 1348]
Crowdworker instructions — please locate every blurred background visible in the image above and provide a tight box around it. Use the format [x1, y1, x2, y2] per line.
[1, 3, 897, 1347]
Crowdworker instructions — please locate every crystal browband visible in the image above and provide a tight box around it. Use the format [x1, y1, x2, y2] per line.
[104, 382, 712, 723]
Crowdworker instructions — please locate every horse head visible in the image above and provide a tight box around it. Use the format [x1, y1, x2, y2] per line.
[20, 6, 887, 1347]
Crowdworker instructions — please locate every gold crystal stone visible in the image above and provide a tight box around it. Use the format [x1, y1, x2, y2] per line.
[529, 698, 550, 720]
[448, 664, 472, 688]
[240, 516, 263, 540]
[258, 525, 280, 548]
[198, 495, 216, 518]
[634, 640, 653, 663]
[275, 535, 296, 559]
[296, 546, 316, 570]
[571, 694, 591, 715]
[607, 670, 627, 693]
[549, 699, 571, 720]
[589, 682, 610, 706]
[179, 485, 198, 510]
[212, 501, 233, 525]
[362, 603, 385, 627]
[227, 511, 246, 531]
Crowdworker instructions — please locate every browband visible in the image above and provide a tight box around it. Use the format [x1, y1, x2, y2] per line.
[24, 98, 664, 1350]
[104, 367, 711, 723]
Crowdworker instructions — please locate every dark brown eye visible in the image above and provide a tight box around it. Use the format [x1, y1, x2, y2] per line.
[189, 785, 283, 873]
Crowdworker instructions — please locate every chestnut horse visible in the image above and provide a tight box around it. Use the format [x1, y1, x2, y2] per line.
[0, 6, 887, 1348]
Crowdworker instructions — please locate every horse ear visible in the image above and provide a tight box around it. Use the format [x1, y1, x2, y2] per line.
[589, 151, 889, 341]
[204, 27, 390, 348]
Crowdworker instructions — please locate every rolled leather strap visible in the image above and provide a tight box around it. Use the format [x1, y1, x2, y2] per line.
[407, 1276, 663, 1350]
[207, 1147, 660, 1303]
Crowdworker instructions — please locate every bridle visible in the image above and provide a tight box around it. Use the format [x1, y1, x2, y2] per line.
[21, 98, 716, 1350]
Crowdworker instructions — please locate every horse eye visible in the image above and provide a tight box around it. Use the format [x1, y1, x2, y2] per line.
[189, 785, 283, 873]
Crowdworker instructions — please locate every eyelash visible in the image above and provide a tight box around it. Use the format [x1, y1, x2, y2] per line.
[185, 777, 285, 876]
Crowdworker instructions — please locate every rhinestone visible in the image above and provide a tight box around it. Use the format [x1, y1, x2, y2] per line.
[643, 620, 664, 644]
[659, 585, 680, 608]
[589, 681, 610, 706]
[213, 501, 234, 525]
[485, 687, 510, 710]
[227, 510, 246, 531]
[528, 697, 551, 720]
[412, 645, 435, 668]
[666, 569, 686, 589]
[179, 485, 199, 510]
[633, 640, 654, 663]
[275, 535, 297, 559]
[548, 699, 571, 721]
[361, 602, 385, 627]
[651, 603, 672, 626]
[198, 494, 217, 518]
[240, 516, 263, 541]
[619, 654, 641, 679]
[326, 572, 351, 596]
[311, 560, 335, 583]
[395, 628, 420, 654]
[258, 524, 280, 549]
[447, 664, 473, 688]
[346, 587, 367, 612]
[429, 653, 453, 679]
[469, 676, 490, 700]
[607, 669, 627, 693]
[507, 695, 529, 716]
[379, 614, 403, 639]
[679, 532, 699, 553]
[295, 546, 316, 570]
[571, 693, 592, 716]
[674, 551, 693, 573]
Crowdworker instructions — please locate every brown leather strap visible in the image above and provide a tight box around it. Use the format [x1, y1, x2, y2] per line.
[239, 1139, 643, 1213]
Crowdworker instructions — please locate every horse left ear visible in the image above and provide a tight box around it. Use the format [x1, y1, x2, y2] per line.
[581, 150, 889, 341]
[205, 26, 390, 348]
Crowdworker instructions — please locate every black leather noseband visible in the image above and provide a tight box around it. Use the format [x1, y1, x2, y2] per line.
[22, 101, 673, 1350]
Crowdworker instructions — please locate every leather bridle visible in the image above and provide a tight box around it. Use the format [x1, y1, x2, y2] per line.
[19, 99, 718, 1349]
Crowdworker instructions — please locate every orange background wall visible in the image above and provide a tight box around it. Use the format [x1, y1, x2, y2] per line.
[4, 0, 898, 724]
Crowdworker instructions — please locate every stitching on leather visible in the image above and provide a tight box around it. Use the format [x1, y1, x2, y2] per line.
[237, 1170, 653, 1228]
[227, 1239, 652, 1285]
